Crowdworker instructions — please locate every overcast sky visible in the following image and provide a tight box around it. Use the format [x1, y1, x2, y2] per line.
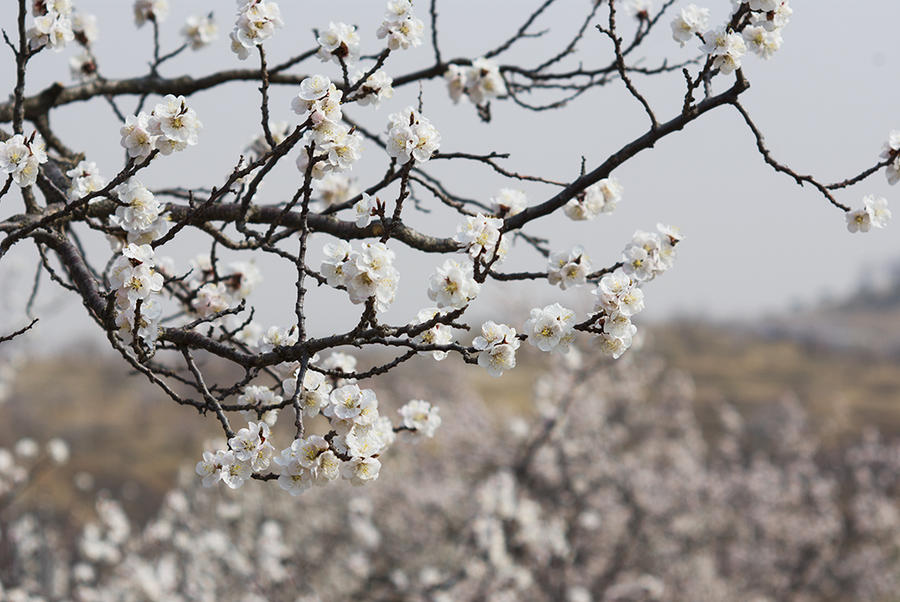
[2, 1, 899, 350]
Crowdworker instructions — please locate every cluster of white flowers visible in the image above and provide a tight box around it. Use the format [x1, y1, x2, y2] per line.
[181, 14, 217, 50]
[109, 243, 165, 349]
[742, 27, 781, 60]
[321, 240, 399, 312]
[547, 246, 592, 290]
[376, 0, 425, 51]
[454, 213, 507, 264]
[591, 271, 645, 358]
[490, 188, 528, 217]
[133, 0, 168, 27]
[317, 21, 360, 66]
[183, 254, 262, 319]
[699, 27, 747, 75]
[409, 308, 454, 360]
[277, 385, 389, 493]
[385, 107, 441, 165]
[27, 0, 75, 52]
[230, 0, 283, 60]
[621, 224, 682, 282]
[586, 224, 681, 358]
[256, 324, 298, 353]
[742, 3, 786, 61]
[0, 133, 48, 188]
[474, 321, 520, 377]
[671, 5, 709, 46]
[354, 192, 381, 227]
[237, 384, 281, 426]
[65, 160, 106, 201]
[274, 435, 343, 494]
[193, 344, 440, 494]
[292, 75, 364, 179]
[120, 95, 202, 161]
[746, 0, 792, 29]
[107, 177, 170, 246]
[563, 177, 623, 221]
[398, 399, 442, 440]
[320, 350, 358, 385]
[351, 69, 394, 109]
[846, 196, 891, 233]
[427, 258, 481, 310]
[522, 303, 576, 355]
[881, 130, 900, 186]
[690, 1, 791, 71]
[195, 421, 274, 489]
[282, 362, 332, 416]
[444, 57, 506, 105]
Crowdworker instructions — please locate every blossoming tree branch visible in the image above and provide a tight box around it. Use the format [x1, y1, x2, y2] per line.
[0, 0, 893, 494]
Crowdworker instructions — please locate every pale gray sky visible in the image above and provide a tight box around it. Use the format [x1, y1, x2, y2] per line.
[2, 1, 898, 349]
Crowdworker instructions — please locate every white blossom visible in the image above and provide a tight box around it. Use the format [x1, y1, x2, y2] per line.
[881, 131, 900, 185]
[523, 303, 576, 354]
[474, 321, 520, 378]
[0, 133, 48, 188]
[743, 25, 782, 59]
[115, 297, 162, 347]
[65, 161, 106, 201]
[326, 384, 378, 424]
[354, 193, 380, 228]
[454, 213, 504, 261]
[71, 12, 98, 45]
[352, 69, 394, 108]
[409, 308, 454, 360]
[231, 1, 283, 59]
[342, 242, 400, 312]
[547, 246, 592, 290]
[134, 0, 168, 27]
[147, 95, 202, 147]
[321, 240, 353, 287]
[563, 177, 623, 220]
[341, 456, 382, 486]
[427, 258, 481, 310]
[28, 10, 74, 52]
[317, 22, 360, 66]
[671, 5, 709, 46]
[69, 50, 97, 82]
[593, 332, 631, 359]
[120, 113, 154, 161]
[385, 107, 440, 165]
[111, 178, 159, 234]
[490, 188, 528, 217]
[398, 400, 442, 439]
[444, 57, 506, 105]
[238, 385, 282, 426]
[195, 450, 226, 487]
[701, 27, 747, 75]
[182, 14, 218, 49]
[258, 325, 299, 353]
[376, 0, 424, 51]
[847, 196, 890, 233]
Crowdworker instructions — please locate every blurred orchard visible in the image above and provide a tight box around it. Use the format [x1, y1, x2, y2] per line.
[1, 0, 899, 599]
